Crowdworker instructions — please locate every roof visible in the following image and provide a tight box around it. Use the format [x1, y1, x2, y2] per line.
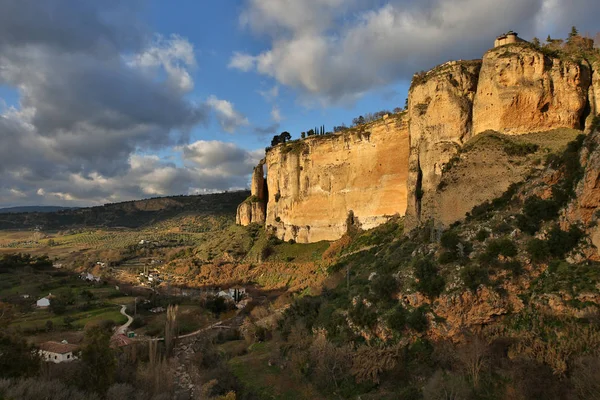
[111, 334, 133, 348]
[39, 341, 79, 354]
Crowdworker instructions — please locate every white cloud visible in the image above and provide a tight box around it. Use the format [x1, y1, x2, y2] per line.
[233, 0, 600, 102]
[271, 106, 282, 123]
[128, 34, 197, 93]
[258, 85, 279, 101]
[206, 95, 249, 133]
[228, 52, 258, 72]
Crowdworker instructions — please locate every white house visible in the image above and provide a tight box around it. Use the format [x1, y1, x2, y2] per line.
[36, 296, 51, 308]
[81, 272, 101, 283]
[39, 341, 79, 363]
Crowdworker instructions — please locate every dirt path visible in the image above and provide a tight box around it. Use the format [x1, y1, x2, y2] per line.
[115, 304, 134, 335]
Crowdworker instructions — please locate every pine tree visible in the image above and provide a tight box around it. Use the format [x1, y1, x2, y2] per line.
[569, 26, 579, 38]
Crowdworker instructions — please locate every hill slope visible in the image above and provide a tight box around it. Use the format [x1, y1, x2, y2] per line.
[0, 191, 249, 230]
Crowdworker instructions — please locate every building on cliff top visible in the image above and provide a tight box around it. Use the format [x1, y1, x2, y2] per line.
[494, 31, 525, 48]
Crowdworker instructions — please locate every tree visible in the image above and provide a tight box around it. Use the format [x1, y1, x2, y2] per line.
[0, 332, 41, 378]
[301, 132, 306, 139]
[532, 37, 541, 47]
[569, 26, 579, 38]
[165, 304, 179, 356]
[279, 131, 291, 143]
[80, 326, 116, 395]
[270, 135, 280, 147]
[307, 129, 315, 136]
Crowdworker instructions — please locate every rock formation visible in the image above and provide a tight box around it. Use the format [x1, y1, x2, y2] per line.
[236, 161, 267, 225]
[405, 42, 599, 231]
[405, 61, 482, 230]
[238, 35, 600, 238]
[264, 115, 409, 243]
[473, 43, 591, 135]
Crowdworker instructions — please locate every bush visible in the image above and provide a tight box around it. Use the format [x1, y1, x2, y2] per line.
[438, 251, 458, 264]
[527, 239, 550, 263]
[546, 224, 584, 258]
[504, 141, 539, 157]
[440, 231, 460, 250]
[476, 229, 489, 242]
[370, 274, 399, 305]
[386, 305, 408, 332]
[414, 258, 445, 299]
[348, 301, 377, 329]
[504, 260, 523, 275]
[486, 238, 518, 258]
[461, 265, 489, 291]
[517, 196, 560, 234]
[406, 307, 429, 333]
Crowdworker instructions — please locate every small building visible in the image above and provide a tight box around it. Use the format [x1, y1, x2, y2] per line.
[494, 31, 525, 48]
[36, 296, 51, 308]
[39, 341, 79, 363]
[81, 272, 101, 283]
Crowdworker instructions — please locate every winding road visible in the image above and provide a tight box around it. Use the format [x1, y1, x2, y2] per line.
[115, 304, 134, 336]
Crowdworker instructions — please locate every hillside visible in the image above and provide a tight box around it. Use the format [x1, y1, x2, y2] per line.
[0, 191, 249, 230]
[0, 206, 77, 214]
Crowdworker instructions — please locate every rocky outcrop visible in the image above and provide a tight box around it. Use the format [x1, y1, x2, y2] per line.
[473, 43, 591, 135]
[265, 115, 409, 243]
[405, 60, 482, 231]
[565, 129, 600, 256]
[236, 161, 267, 225]
[587, 59, 600, 131]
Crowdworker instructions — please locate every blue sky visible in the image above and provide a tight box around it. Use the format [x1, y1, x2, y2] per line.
[0, 0, 598, 207]
[144, 0, 409, 151]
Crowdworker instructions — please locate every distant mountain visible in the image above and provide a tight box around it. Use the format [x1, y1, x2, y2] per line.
[0, 206, 77, 214]
[0, 191, 250, 230]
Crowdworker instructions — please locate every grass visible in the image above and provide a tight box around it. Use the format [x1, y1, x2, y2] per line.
[228, 340, 323, 400]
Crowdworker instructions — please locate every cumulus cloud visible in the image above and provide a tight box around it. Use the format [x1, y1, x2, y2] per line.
[206, 95, 250, 133]
[0, 0, 254, 207]
[232, 0, 600, 102]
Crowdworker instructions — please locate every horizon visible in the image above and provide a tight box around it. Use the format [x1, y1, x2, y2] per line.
[1, 0, 599, 208]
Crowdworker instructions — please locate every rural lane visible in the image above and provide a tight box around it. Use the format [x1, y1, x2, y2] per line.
[115, 304, 134, 335]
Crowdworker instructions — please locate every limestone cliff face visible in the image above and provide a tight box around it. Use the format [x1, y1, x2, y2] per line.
[473, 43, 591, 135]
[265, 115, 409, 243]
[566, 129, 600, 256]
[405, 61, 482, 231]
[236, 161, 267, 226]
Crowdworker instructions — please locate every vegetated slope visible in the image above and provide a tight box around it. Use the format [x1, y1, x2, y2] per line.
[0, 206, 77, 214]
[433, 128, 581, 226]
[0, 191, 250, 230]
[245, 131, 600, 399]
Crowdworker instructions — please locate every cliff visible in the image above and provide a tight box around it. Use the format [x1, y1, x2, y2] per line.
[473, 43, 591, 135]
[262, 115, 409, 243]
[238, 37, 600, 238]
[405, 60, 482, 230]
[405, 42, 599, 231]
[236, 162, 267, 225]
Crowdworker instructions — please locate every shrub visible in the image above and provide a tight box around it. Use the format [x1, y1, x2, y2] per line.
[546, 224, 584, 258]
[414, 258, 445, 299]
[406, 307, 429, 333]
[517, 196, 560, 234]
[486, 238, 518, 258]
[476, 229, 489, 242]
[527, 239, 550, 263]
[504, 141, 539, 157]
[349, 301, 377, 329]
[461, 265, 488, 291]
[370, 274, 399, 305]
[387, 305, 408, 332]
[440, 231, 460, 250]
[438, 251, 458, 264]
[504, 260, 523, 275]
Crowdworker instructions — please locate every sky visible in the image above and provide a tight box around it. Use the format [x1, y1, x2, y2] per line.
[0, 0, 599, 207]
